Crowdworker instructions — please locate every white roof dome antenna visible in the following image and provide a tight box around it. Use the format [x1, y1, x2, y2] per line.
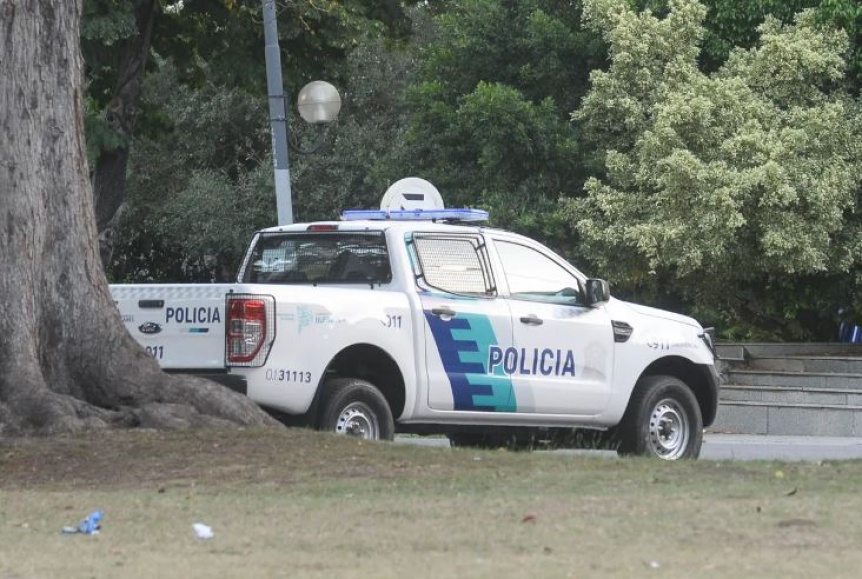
[380, 177, 444, 212]
[341, 177, 488, 222]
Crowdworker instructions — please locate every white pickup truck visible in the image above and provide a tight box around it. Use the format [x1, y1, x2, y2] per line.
[111, 203, 719, 459]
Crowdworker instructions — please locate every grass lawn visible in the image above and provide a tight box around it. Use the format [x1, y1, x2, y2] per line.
[1, 427, 860, 578]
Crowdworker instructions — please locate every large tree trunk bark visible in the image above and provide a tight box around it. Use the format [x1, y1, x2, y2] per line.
[0, 0, 276, 436]
[92, 0, 157, 267]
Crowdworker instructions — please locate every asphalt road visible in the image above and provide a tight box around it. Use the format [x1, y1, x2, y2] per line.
[395, 433, 862, 461]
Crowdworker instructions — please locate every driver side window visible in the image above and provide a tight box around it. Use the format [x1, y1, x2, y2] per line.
[495, 240, 583, 306]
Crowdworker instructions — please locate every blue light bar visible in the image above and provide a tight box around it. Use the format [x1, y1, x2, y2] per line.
[341, 208, 489, 222]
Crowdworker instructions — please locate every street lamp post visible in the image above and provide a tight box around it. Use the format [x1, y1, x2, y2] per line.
[261, 1, 341, 226]
[261, 0, 292, 226]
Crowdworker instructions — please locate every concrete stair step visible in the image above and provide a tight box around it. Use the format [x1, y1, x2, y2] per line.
[716, 343, 746, 362]
[721, 384, 862, 406]
[714, 401, 862, 436]
[713, 342, 862, 437]
[718, 342, 862, 358]
[743, 356, 862, 374]
[722, 369, 862, 390]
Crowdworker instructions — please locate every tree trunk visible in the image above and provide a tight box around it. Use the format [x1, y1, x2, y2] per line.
[0, 0, 277, 436]
[92, 0, 157, 267]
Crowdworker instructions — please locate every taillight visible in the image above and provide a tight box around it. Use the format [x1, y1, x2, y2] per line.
[226, 294, 275, 366]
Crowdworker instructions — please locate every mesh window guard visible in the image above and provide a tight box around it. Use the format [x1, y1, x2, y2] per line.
[412, 234, 495, 296]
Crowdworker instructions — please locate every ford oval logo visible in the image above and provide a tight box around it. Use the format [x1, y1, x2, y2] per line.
[138, 322, 162, 335]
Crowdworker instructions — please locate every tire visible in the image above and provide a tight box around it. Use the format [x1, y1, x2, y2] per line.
[318, 378, 395, 441]
[616, 375, 703, 460]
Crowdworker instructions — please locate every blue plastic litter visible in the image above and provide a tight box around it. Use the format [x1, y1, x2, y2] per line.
[62, 510, 103, 535]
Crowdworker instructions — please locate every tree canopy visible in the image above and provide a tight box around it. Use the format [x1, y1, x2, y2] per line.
[93, 0, 862, 339]
[102, 0, 411, 281]
[566, 0, 861, 338]
[399, 0, 606, 240]
[634, 0, 861, 91]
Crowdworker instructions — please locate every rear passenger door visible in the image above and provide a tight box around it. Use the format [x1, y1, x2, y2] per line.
[410, 233, 517, 414]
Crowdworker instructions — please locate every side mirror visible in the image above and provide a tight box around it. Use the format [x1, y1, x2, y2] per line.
[585, 278, 610, 305]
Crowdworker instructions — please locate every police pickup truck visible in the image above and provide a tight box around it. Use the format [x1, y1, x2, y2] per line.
[110, 187, 719, 460]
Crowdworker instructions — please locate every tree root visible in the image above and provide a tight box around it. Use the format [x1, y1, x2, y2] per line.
[0, 374, 280, 438]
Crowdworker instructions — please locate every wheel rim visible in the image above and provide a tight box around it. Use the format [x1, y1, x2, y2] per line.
[334, 402, 380, 440]
[647, 398, 689, 460]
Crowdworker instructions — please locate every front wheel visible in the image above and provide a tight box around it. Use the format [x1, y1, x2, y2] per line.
[617, 375, 703, 460]
[318, 378, 395, 441]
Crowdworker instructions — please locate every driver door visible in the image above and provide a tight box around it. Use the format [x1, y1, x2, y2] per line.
[489, 237, 614, 415]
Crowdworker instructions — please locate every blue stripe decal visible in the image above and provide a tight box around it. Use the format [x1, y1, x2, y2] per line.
[424, 311, 515, 412]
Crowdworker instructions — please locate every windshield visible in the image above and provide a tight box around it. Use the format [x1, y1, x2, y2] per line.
[240, 232, 391, 284]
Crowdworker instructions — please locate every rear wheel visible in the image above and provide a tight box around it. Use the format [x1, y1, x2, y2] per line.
[318, 378, 394, 441]
[617, 375, 702, 460]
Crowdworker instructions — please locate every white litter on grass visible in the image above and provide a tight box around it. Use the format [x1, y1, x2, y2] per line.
[193, 523, 214, 539]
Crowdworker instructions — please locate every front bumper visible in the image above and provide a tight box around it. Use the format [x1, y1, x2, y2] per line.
[702, 363, 721, 427]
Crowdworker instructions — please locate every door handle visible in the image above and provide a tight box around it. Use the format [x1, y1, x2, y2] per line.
[431, 307, 456, 318]
[520, 315, 543, 326]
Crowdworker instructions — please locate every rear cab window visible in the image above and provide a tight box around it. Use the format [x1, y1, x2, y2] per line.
[240, 232, 392, 284]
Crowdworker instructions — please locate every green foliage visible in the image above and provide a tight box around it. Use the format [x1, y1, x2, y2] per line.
[84, 97, 128, 165]
[108, 61, 275, 282]
[81, 0, 150, 163]
[97, 0, 862, 341]
[816, 0, 862, 92]
[153, 0, 405, 89]
[287, 8, 431, 223]
[105, 1, 411, 282]
[151, 165, 275, 275]
[402, 0, 604, 242]
[696, 0, 818, 71]
[633, 0, 862, 91]
[81, 0, 149, 107]
[153, 0, 266, 89]
[568, 0, 862, 339]
[110, 167, 274, 283]
[81, 0, 138, 45]
[107, 204, 199, 283]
